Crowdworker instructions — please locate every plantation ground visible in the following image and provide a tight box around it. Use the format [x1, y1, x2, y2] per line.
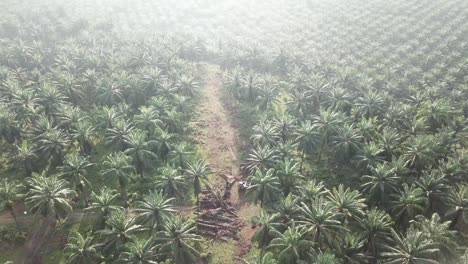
[194, 64, 260, 263]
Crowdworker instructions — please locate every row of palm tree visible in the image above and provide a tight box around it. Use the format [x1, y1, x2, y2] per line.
[0, 17, 214, 264]
[247, 179, 465, 263]
[224, 35, 468, 263]
[65, 211, 201, 263]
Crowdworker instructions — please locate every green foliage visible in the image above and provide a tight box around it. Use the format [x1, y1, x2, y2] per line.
[1, 0, 468, 263]
[0, 225, 26, 245]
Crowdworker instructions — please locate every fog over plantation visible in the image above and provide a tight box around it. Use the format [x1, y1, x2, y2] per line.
[0, 0, 467, 263]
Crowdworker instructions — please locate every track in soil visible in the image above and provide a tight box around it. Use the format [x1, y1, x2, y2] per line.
[195, 64, 259, 263]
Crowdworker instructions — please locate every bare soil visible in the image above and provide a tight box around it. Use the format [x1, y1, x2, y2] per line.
[194, 64, 259, 263]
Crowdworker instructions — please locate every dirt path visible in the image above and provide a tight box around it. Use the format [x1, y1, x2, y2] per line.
[195, 64, 259, 262]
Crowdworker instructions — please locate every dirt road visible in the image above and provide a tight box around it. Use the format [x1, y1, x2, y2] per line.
[195, 64, 259, 262]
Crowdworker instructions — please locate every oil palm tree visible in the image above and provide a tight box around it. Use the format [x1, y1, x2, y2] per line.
[330, 232, 367, 264]
[325, 87, 352, 113]
[98, 209, 145, 253]
[378, 127, 400, 160]
[95, 106, 122, 130]
[70, 120, 95, 155]
[37, 83, 66, 115]
[382, 229, 439, 264]
[275, 140, 298, 162]
[225, 66, 245, 100]
[134, 190, 175, 232]
[173, 94, 192, 115]
[154, 127, 174, 161]
[86, 187, 122, 229]
[275, 160, 303, 196]
[56, 105, 83, 130]
[401, 135, 437, 173]
[252, 210, 282, 254]
[353, 142, 384, 170]
[105, 119, 134, 151]
[36, 127, 71, 166]
[362, 163, 400, 205]
[287, 90, 312, 118]
[12, 140, 37, 177]
[294, 121, 320, 173]
[417, 99, 452, 132]
[58, 154, 94, 207]
[176, 74, 199, 98]
[327, 184, 366, 222]
[273, 115, 296, 142]
[416, 171, 448, 214]
[274, 193, 300, 225]
[256, 82, 277, 111]
[299, 198, 344, 248]
[296, 179, 329, 205]
[313, 252, 341, 264]
[358, 208, 393, 263]
[140, 67, 163, 92]
[246, 146, 279, 173]
[331, 124, 363, 163]
[118, 238, 158, 264]
[312, 109, 343, 162]
[355, 89, 386, 119]
[0, 179, 23, 230]
[101, 152, 134, 207]
[0, 106, 21, 143]
[24, 172, 76, 223]
[412, 214, 459, 262]
[97, 81, 124, 106]
[267, 221, 315, 263]
[391, 184, 427, 230]
[251, 121, 280, 147]
[134, 106, 161, 135]
[124, 129, 157, 178]
[445, 184, 468, 231]
[155, 216, 202, 264]
[10, 88, 40, 124]
[184, 158, 210, 211]
[246, 168, 281, 207]
[168, 142, 193, 169]
[163, 109, 185, 133]
[155, 166, 188, 199]
[64, 232, 101, 264]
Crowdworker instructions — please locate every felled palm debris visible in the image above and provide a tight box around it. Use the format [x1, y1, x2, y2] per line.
[196, 178, 241, 241]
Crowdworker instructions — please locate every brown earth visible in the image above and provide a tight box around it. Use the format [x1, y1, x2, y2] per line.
[194, 64, 259, 263]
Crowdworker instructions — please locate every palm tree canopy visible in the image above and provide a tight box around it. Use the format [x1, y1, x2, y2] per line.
[25, 172, 76, 220]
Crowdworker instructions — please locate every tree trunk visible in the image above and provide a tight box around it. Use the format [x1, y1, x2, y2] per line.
[9, 207, 20, 230]
[138, 160, 144, 178]
[82, 192, 89, 208]
[78, 184, 89, 208]
[24, 160, 33, 177]
[300, 148, 305, 174]
[121, 186, 128, 208]
[370, 235, 377, 264]
[314, 227, 321, 248]
[449, 210, 462, 230]
[317, 137, 326, 163]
